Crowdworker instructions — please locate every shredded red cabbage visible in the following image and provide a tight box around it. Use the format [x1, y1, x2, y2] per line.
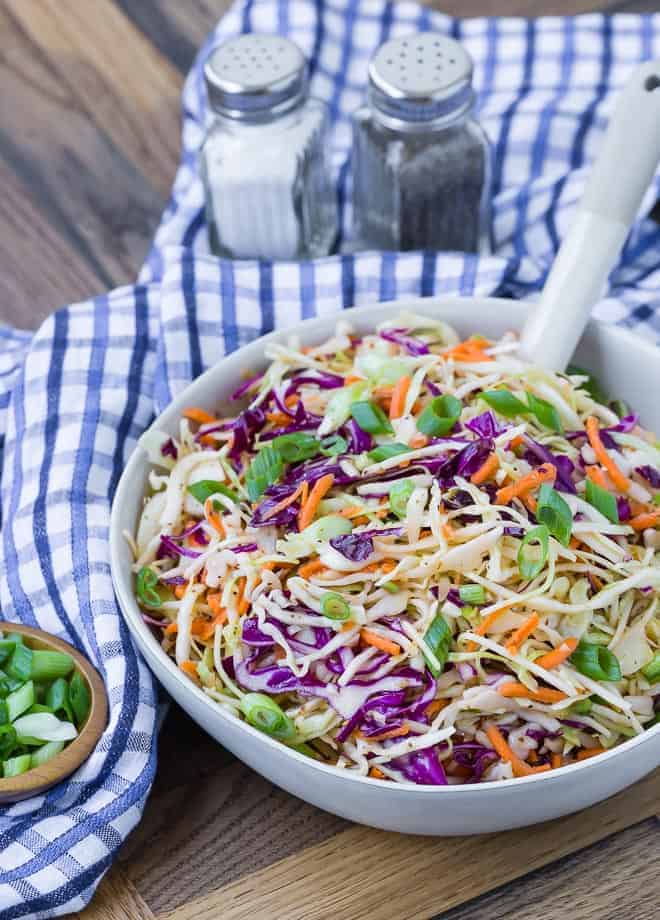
[330, 532, 374, 562]
[391, 747, 448, 785]
[161, 437, 178, 459]
[379, 328, 430, 356]
[157, 535, 202, 559]
[617, 497, 631, 521]
[636, 465, 660, 489]
[465, 411, 503, 439]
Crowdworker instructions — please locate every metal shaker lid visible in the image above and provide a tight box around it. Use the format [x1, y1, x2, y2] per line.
[204, 35, 307, 119]
[368, 33, 474, 124]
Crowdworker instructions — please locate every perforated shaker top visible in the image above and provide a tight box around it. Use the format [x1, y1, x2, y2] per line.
[368, 34, 474, 123]
[204, 35, 308, 119]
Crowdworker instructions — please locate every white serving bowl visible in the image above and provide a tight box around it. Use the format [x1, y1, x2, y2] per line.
[110, 296, 660, 835]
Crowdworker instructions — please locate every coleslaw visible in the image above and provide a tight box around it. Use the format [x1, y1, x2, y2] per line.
[129, 313, 660, 785]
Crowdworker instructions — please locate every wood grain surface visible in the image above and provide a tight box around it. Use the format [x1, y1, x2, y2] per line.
[0, 2, 658, 919]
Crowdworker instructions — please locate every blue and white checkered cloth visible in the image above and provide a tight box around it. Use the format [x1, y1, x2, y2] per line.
[1, 1, 659, 915]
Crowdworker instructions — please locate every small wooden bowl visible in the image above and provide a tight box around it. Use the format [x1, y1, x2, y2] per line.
[0, 622, 108, 803]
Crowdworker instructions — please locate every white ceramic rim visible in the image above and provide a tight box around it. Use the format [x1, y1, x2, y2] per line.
[110, 296, 660, 794]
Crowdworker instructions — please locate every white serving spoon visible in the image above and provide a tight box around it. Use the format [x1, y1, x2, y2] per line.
[519, 60, 660, 371]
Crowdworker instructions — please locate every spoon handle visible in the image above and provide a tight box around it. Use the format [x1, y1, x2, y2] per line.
[519, 60, 660, 371]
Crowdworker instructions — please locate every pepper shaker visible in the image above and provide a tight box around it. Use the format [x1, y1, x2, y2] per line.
[351, 34, 491, 253]
[201, 35, 338, 261]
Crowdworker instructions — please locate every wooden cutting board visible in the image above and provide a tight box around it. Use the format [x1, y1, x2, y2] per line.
[74, 703, 659, 920]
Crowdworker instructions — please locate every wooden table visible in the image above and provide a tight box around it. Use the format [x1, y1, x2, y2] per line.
[0, 2, 658, 918]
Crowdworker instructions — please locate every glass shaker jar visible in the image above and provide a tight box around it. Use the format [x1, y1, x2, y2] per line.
[201, 35, 338, 260]
[351, 33, 491, 253]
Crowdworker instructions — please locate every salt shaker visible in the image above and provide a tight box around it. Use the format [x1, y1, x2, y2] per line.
[201, 35, 338, 260]
[351, 34, 491, 253]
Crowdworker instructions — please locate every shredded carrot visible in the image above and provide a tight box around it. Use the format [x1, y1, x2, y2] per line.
[369, 767, 386, 779]
[359, 723, 410, 742]
[505, 613, 540, 655]
[174, 583, 188, 600]
[586, 465, 609, 490]
[425, 699, 449, 718]
[284, 394, 299, 408]
[338, 505, 366, 518]
[274, 646, 287, 661]
[164, 622, 178, 636]
[467, 608, 506, 651]
[360, 628, 401, 657]
[266, 411, 293, 426]
[576, 747, 607, 761]
[380, 560, 397, 574]
[509, 434, 525, 450]
[183, 407, 217, 425]
[471, 453, 499, 485]
[298, 558, 325, 579]
[262, 481, 307, 521]
[534, 636, 578, 670]
[551, 753, 563, 770]
[341, 621, 356, 632]
[373, 385, 394, 399]
[629, 509, 660, 530]
[389, 375, 412, 420]
[408, 433, 429, 449]
[344, 374, 363, 385]
[180, 660, 199, 679]
[191, 617, 220, 641]
[498, 682, 567, 704]
[585, 416, 630, 493]
[441, 522, 454, 541]
[495, 463, 556, 505]
[207, 592, 226, 620]
[298, 473, 334, 530]
[442, 338, 494, 363]
[204, 498, 226, 536]
[485, 724, 536, 777]
[569, 535, 581, 550]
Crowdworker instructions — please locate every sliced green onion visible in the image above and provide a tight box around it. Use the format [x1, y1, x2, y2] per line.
[367, 443, 410, 462]
[416, 395, 462, 437]
[566, 365, 607, 403]
[390, 480, 414, 519]
[6, 644, 33, 682]
[0, 639, 17, 665]
[320, 593, 351, 621]
[245, 445, 284, 501]
[350, 400, 393, 435]
[301, 514, 352, 543]
[319, 434, 348, 457]
[187, 480, 238, 505]
[381, 581, 399, 594]
[422, 615, 452, 677]
[31, 740, 65, 768]
[537, 484, 573, 546]
[27, 704, 53, 716]
[609, 399, 630, 420]
[0, 675, 12, 699]
[46, 677, 74, 722]
[239, 692, 296, 740]
[136, 566, 162, 609]
[13, 712, 77, 744]
[30, 650, 74, 682]
[481, 389, 528, 418]
[0, 700, 8, 725]
[324, 381, 368, 430]
[585, 479, 619, 524]
[571, 698, 593, 715]
[526, 392, 563, 433]
[654, 493, 660, 507]
[641, 652, 660, 682]
[571, 641, 622, 682]
[0, 724, 17, 760]
[272, 433, 320, 463]
[3, 753, 32, 778]
[6, 680, 34, 722]
[69, 672, 91, 727]
[517, 525, 550, 580]
[458, 584, 486, 605]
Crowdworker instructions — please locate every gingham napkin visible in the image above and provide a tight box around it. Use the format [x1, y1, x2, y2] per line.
[1, 1, 660, 916]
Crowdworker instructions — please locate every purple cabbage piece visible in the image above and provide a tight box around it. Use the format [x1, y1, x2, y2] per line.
[636, 465, 660, 489]
[161, 437, 178, 459]
[525, 727, 561, 743]
[523, 437, 576, 494]
[566, 414, 638, 446]
[232, 542, 259, 554]
[285, 371, 345, 395]
[250, 490, 300, 528]
[560, 719, 589, 730]
[330, 533, 374, 562]
[426, 379, 441, 396]
[335, 690, 408, 743]
[379, 327, 430, 356]
[436, 438, 493, 486]
[391, 747, 448, 785]
[617, 497, 631, 521]
[157, 535, 201, 560]
[356, 526, 403, 539]
[609, 414, 638, 433]
[451, 743, 499, 782]
[227, 406, 267, 461]
[160, 574, 187, 586]
[230, 373, 263, 401]
[445, 588, 464, 608]
[345, 417, 373, 453]
[442, 490, 473, 511]
[142, 613, 166, 628]
[242, 619, 275, 647]
[465, 411, 503, 439]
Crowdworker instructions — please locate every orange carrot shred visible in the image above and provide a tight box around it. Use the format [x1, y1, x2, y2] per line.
[298, 558, 325, 579]
[497, 682, 567, 704]
[471, 453, 499, 485]
[180, 660, 199, 679]
[485, 724, 535, 777]
[360, 628, 401, 657]
[174, 583, 187, 600]
[369, 767, 386, 779]
[261, 481, 307, 521]
[183, 407, 217, 425]
[389, 375, 412, 420]
[505, 613, 540, 655]
[359, 723, 410, 742]
[629, 510, 660, 531]
[586, 465, 609, 490]
[164, 622, 178, 636]
[585, 416, 630, 493]
[207, 592, 226, 619]
[344, 374, 363, 385]
[576, 747, 607, 761]
[467, 608, 507, 651]
[551, 753, 562, 770]
[535, 637, 578, 670]
[409, 433, 429, 449]
[298, 473, 334, 530]
[496, 463, 556, 505]
[425, 699, 449, 718]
